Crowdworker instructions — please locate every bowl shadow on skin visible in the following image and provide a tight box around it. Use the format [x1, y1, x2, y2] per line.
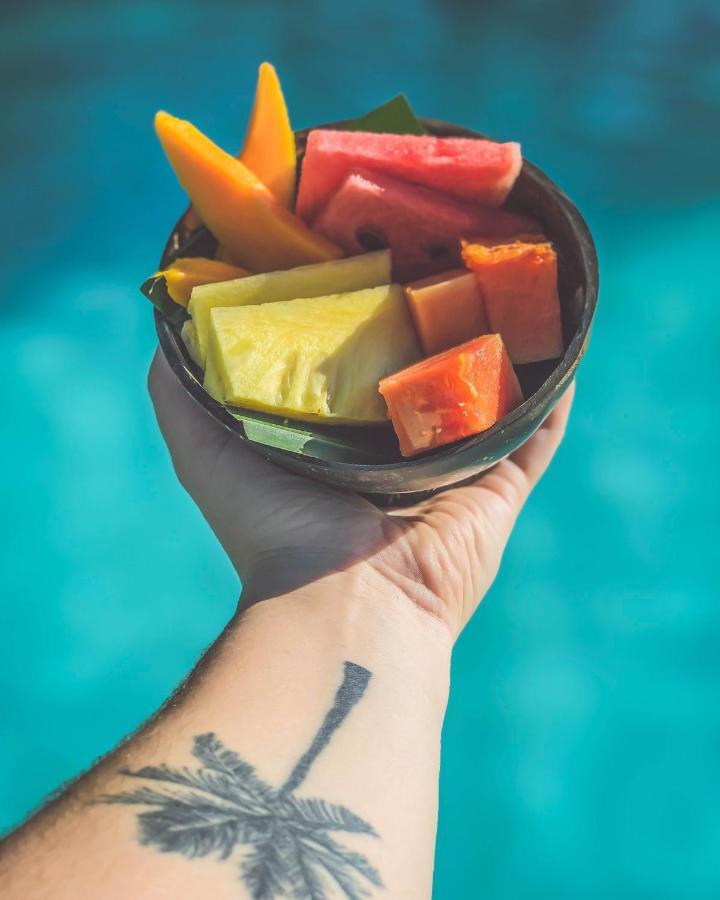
[153, 118, 597, 505]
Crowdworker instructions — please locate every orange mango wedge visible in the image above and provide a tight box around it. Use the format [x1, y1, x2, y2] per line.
[240, 62, 297, 209]
[158, 257, 250, 307]
[154, 111, 342, 272]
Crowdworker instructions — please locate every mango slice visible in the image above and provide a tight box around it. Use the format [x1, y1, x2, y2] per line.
[240, 63, 297, 209]
[188, 249, 391, 365]
[154, 111, 342, 272]
[204, 285, 420, 423]
[158, 257, 250, 307]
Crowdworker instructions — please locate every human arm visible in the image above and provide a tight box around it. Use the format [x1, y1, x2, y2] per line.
[0, 352, 573, 899]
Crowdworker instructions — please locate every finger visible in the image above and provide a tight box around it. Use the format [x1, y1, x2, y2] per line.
[505, 380, 575, 487]
[147, 349, 288, 500]
[478, 380, 575, 514]
[148, 349, 230, 481]
[149, 348, 323, 572]
[425, 381, 575, 528]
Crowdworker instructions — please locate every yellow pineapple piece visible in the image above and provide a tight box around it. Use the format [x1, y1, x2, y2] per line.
[204, 285, 420, 423]
[159, 257, 250, 307]
[189, 250, 391, 365]
[180, 320, 202, 367]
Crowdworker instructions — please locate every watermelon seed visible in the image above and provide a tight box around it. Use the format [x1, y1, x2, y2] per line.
[426, 243, 451, 260]
[355, 227, 389, 252]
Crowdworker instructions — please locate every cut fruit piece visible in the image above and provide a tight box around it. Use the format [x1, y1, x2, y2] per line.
[156, 257, 250, 307]
[181, 319, 202, 367]
[204, 285, 420, 423]
[312, 168, 537, 282]
[462, 240, 563, 364]
[404, 269, 490, 356]
[379, 334, 523, 457]
[189, 249, 392, 365]
[203, 337, 226, 404]
[240, 62, 297, 209]
[466, 232, 547, 247]
[297, 129, 522, 222]
[153, 111, 341, 272]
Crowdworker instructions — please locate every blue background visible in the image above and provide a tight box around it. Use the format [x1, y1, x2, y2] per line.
[2, 1, 718, 896]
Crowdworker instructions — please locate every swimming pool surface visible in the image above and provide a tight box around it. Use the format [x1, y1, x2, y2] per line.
[2, 2, 719, 896]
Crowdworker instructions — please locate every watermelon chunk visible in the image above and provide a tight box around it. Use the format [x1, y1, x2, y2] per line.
[379, 334, 523, 457]
[297, 130, 522, 223]
[462, 240, 564, 364]
[404, 269, 490, 356]
[313, 169, 538, 282]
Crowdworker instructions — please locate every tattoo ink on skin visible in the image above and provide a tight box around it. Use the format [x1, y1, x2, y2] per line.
[101, 662, 381, 899]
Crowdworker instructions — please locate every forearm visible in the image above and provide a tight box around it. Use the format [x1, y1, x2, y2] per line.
[2, 566, 451, 899]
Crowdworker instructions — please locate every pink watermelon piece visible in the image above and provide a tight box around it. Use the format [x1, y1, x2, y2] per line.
[312, 168, 538, 282]
[297, 130, 522, 223]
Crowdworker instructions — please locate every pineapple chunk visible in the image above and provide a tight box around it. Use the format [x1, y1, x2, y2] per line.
[188, 249, 391, 365]
[203, 338, 226, 404]
[204, 285, 420, 423]
[180, 320, 202, 366]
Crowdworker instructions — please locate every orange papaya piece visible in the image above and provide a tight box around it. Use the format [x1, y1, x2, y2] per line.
[240, 62, 297, 209]
[379, 333, 523, 457]
[465, 232, 547, 247]
[462, 239, 563, 364]
[404, 268, 490, 356]
[154, 111, 342, 272]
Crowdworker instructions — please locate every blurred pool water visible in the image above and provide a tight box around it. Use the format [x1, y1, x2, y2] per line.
[1, 1, 719, 897]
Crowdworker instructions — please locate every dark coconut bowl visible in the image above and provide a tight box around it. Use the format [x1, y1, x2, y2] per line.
[153, 117, 598, 506]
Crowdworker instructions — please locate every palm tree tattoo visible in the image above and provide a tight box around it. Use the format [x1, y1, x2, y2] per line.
[101, 662, 382, 898]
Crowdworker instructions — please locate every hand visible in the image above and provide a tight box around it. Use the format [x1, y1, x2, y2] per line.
[149, 351, 574, 636]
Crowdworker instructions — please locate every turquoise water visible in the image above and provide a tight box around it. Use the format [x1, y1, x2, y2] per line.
[2, 1, 719, 896]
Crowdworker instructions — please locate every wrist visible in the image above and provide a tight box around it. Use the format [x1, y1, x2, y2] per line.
[242, 547, 451, 625]
[238, 560, 453, 709]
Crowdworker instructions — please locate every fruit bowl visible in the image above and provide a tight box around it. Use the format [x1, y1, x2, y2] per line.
[154, 117, 598, 505]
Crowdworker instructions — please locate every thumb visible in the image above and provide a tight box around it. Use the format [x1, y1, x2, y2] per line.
[147, 349, 304, 569]
[483, 380, 576, 522]
[147, 349, 232, 495]
[421, 382, 575, 626]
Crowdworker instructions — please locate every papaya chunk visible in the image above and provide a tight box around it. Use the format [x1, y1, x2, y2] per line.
[404, 269, 490, 356]
[154, 111, 342, 272]
[462, 240, 563, 364]
[379, 334, 523, 457]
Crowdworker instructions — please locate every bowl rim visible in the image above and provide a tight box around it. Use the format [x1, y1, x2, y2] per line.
[155, 116, 598, 479]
